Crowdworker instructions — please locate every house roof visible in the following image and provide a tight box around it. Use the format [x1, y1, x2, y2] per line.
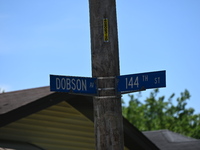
[143, 129, 200, 150]
[0, 86, 52, 114]
[0, 86, 158, 150]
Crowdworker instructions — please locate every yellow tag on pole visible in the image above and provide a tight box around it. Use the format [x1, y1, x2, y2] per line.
[103, 18, 109, 42]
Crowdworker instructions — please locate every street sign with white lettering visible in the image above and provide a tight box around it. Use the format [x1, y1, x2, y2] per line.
[50, 75, 97, 95]
[117, 70, 166, 94]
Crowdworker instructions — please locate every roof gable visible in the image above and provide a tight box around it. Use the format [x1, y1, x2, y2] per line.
[0, 86, 159, 149]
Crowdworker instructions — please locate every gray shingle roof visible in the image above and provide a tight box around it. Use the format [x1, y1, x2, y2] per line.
[143, 130, 200, 150]
[0, 86, 52, 114]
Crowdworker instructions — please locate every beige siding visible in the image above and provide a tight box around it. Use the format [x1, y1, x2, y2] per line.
[0, 101, 95, 150]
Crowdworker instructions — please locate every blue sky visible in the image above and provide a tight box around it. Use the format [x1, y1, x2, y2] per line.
[1, 1, 200, 113]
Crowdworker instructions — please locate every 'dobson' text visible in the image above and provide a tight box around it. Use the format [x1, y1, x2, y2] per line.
[56, 77, 87, 91]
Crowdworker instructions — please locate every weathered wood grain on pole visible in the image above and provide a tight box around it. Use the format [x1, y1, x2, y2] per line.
[88, 0, 124, 149]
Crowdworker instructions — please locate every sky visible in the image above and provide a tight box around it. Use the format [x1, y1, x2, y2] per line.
[1, 1, 200, 113]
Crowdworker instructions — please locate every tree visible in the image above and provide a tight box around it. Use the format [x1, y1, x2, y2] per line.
[0, 88, 5, 94]
[122, 89, 200, 139]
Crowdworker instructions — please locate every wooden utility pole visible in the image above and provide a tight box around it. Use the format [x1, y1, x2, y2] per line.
[88, 0, 124, 149]
[50, 1, 166, 149]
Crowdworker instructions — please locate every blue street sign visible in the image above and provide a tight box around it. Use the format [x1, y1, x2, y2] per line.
[50, 75, 97, 95]
[117, 70, 166, 94]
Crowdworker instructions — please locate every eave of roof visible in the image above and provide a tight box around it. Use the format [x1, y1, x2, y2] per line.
[0, 86, 75, 127]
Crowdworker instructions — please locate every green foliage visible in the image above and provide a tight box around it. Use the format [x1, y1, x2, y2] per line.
[122, 89, 200, 139]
